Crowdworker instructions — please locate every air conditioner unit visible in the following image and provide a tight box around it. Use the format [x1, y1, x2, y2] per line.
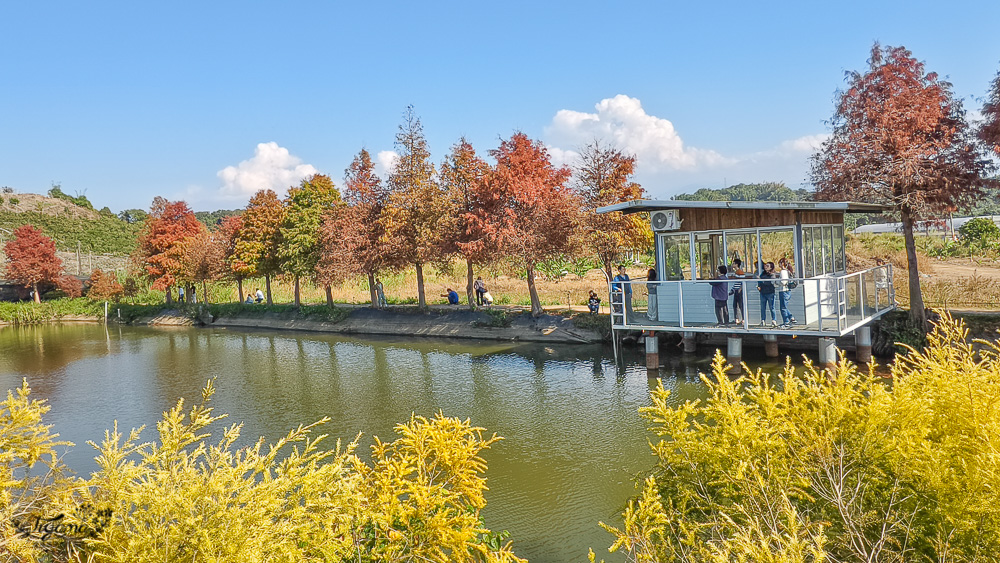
[650, 210, 679, 231]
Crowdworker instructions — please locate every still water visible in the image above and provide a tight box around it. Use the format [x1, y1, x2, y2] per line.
[0, 323, 745, 562]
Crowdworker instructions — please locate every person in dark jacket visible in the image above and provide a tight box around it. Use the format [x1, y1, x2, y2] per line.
[710, 265, 730, 325]
[757, 261, 777, 326]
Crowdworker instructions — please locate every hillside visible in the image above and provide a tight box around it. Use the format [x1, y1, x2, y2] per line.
[0, 192, 141, 254]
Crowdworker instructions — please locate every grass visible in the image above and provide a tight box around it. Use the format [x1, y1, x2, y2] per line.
[0, 298, 103, 324]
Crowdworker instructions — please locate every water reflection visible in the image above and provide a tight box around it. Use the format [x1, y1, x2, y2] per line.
[1, 324, 715, 563]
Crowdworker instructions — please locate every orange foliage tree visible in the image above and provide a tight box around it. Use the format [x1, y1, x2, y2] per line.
[575, 141, 649, 280]
[317, 149, 397, 308]
[216, 215, 246, 302]
[179, 229, 221, 304]
[3, 225, 63, 303]
[981, 66, 1000, 156]
[439, 138, 494, 309]
[136, 198, 205, 304]
[233, 190, 285, 305]
[383, 107, 445, 309]
[483, 132, 579, 316]
[87, 268, 124, 301]
[811, 44, 996, 330]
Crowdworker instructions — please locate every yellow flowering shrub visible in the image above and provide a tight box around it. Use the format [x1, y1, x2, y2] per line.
[596, 312, 1000, 562]
[1, 380, 521, 562]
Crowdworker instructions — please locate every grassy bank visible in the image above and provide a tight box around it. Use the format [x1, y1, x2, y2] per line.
[0, 298, 103, 325]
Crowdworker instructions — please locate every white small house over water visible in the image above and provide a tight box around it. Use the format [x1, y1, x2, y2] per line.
[596, 200, 897, 366]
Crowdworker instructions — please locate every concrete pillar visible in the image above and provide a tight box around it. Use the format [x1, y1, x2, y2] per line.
[818, 337, 838, 370]
[763, 334, 779, 358]
[855, 326, 872, 364]
[726, 336, 742, 370]
[645, 333, 659, 371]
[682, 331, 697, 354]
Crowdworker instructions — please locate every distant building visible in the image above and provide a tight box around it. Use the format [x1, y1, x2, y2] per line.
[853, 215, 1000, 236]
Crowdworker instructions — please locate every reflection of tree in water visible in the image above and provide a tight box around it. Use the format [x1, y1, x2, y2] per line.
[0, 325, 107, 390]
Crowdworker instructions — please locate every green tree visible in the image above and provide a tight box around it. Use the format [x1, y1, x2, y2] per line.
[958, 217, 1000, 247]
[279, 174, 341, 307]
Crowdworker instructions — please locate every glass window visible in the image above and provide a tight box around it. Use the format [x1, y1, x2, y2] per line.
[695, 232, 724, 280]
[803, 227, 814, 278]
[833, 225, 845, 273]
[661, 234, 690, 280]
[823, 226, 834, 274]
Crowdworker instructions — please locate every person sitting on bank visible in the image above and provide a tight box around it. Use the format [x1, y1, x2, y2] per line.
[441, 288, 460, 305]
[244, 294, 254, 305]
[255, 288, 265, 303]
[587, 290, 601, 314]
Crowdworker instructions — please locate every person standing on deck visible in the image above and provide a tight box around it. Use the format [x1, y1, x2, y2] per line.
[711, 265, 730, 326]
[729, 257, 745, 324]
[612, 265, 633, 319]
[777, 257, 796, 327]
[758, 262, 777, 326]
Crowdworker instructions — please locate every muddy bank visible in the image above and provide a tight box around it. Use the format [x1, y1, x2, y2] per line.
[131, 307, 605, 344]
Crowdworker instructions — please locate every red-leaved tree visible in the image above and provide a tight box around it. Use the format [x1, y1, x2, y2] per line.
[3, 225, 63, 303]
[136, 197, 206, 304]
[216, 215, 246, 302]
[811, 44, 995, 330]
[482, 132, 579, 316]
[233, 190, 285, 305]
[981, 66, 1000, 157]
[439, 138, 494, 309]
[317, 149, 398, 308]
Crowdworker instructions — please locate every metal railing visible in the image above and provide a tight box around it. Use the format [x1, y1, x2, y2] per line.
[608, 264, 894, 336]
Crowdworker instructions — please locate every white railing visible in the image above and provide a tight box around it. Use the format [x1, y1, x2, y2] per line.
[608, 264, 894, 335]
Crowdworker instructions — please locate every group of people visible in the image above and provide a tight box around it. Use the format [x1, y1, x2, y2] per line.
[441, 277, 493, 306]
[243, 288, 266, 304]
[711, 257, 797, 328]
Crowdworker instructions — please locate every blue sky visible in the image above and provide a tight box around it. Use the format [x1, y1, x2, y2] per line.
[2, 1, 998, 212]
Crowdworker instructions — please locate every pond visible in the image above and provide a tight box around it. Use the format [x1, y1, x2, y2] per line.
[0, 323, 798, 562]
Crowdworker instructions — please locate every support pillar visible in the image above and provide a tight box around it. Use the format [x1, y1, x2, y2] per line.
[682, 331, 697, 354]
[763, 334, 779, 358]
[818, 337, 838, 370]
[645, 333, 659, 371]
[855, 326, 872, 364]
[726, 336, 742, 370]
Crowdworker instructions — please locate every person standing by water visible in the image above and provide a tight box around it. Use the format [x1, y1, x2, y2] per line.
[757, 262, 777, 326]
[777, 257, 796, 327]
[474, 276, 487, 306]
[375, 279, 387, 308]
[728, 257, 745, 324]
[711, 265, 730, 326]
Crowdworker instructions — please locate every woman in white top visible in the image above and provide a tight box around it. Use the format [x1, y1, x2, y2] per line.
[777, 258, 796, 327]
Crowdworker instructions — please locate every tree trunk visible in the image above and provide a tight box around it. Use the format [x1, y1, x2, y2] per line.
[293, 275, 301, 308]
[325, 285, 334, 307]
[367, 272, 378, 308]
[901, 208, 927, 332]
[415, 262, 426, 309]
[527, 263, 543, 317]
[237, 279, 244, 303]
[33, 282, 40, 304]
[465, 258, 475, 310]
[265, 275, 273, 305]
[165, 286, 173, 305]
[202, 280, 208, 304]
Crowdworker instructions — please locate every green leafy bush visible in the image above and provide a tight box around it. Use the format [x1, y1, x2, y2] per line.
[959, 217, 1000, 248]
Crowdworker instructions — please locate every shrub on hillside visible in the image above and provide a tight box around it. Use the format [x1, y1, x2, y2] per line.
[596, 313, 1000, 562]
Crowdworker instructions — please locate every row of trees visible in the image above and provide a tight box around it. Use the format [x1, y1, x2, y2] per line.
[134, 107, 650, 316]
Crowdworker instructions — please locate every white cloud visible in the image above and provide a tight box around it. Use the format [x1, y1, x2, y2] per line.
[217, 142, 318, 200]
[545, 145, 580, 169]
[545, 95, 828, 198]
[545, 94, 730, 171]
[375, 150, 399, 178]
